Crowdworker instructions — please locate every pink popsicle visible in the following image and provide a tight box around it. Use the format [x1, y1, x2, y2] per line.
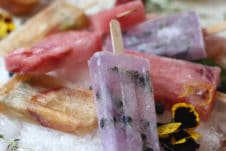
[127, 50, 221, 120]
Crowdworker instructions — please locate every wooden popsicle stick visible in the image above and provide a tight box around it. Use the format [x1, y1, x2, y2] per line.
[110, 19, 124, 54]
[109, 20, 226, 104]
[203, 21, 226, 36]
[116, 9, 137, 18]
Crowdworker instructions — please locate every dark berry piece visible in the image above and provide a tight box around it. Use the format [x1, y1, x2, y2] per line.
[8, 72, 14, 77]
[155, 102, 165, 115]
[122, 116, 132, 125]
[143, 147, 153, 151]
[100, 118, 106, 129]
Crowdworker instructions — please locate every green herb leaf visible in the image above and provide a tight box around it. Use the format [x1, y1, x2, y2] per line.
[224, 12, 226, 21]
[144, 0, 164, 12]
[194, 58, 217, 66]
[7, 139, 20, 151]
[144, 0, 180, 13]
[0, 134, 4, 139]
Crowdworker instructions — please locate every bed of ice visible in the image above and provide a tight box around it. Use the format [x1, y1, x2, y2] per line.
[0, 101, 225, 151]
[0, 114, 103, 151]
[197, 101, 226, 151]
[1, 0, 226, 151]
[157, 101, 226, 151]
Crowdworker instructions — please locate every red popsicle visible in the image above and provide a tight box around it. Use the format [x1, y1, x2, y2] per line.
[5, 31, 102, 74]
[126, 50, 221, 120]
[90, 1, 145, 36]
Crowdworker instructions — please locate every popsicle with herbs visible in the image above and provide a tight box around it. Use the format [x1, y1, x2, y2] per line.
[88, 20, 160, 151]
[104, 11, 206, 60]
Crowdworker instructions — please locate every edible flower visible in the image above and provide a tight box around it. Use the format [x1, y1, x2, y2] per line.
[172, 103, 200, 129]
[158, 122, 182, 138]
[0, 12, 15, 40]
[179, 83, 213, 105]
[157, 102, 201, 151]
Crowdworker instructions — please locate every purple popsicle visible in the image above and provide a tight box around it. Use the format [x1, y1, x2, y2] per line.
[88, 51, 160, 151]
[104, 11, 206, 60]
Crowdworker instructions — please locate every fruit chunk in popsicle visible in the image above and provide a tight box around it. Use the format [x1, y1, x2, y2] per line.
[127, 50, 221, 120]
[104, 11, 206, 60]
[89, 51, 160, 151]
[0, 74, 97, 135]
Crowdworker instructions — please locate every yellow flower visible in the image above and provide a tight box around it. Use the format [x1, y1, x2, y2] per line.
[172, 102, 200, 129]
[0, 12, 15, 39]
[158, 122, 182, 138]
[158, 103, 201, 150]
[0, 21, 8, 38]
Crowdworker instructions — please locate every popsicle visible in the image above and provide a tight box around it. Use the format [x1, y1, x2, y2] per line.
[0, 0, 39, 15]
[5, 31, 102, 74]
[0, 74, 97, 135]
[88, 20, 160, 151]
[126, 50, 221, 120]
[205, 35, 226, 69]
[0, 1, 88, 56]
[89, 0, 145, 36]
[104, 11, 226, 60]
